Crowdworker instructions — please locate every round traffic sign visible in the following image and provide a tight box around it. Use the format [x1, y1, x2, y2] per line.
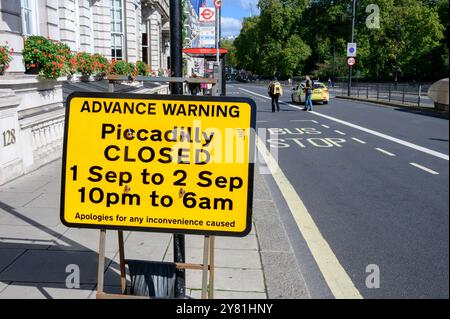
[200, 8, 214, 21]
[347, 57, 356, 66]
[214, 0, 222, 8]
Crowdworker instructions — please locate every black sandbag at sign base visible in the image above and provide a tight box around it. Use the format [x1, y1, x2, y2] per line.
[126, 260, 177, 298]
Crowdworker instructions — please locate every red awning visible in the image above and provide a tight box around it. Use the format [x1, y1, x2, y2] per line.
[183, 48, 228, 57]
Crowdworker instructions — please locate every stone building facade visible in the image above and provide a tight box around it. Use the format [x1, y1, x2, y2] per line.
[1, 0, 170, 73]
[0, 0, 170, 185]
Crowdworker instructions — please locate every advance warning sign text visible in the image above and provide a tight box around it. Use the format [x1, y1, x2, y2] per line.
[61, 92, 256, 236]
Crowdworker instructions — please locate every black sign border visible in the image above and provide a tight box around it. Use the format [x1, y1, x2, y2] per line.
[61, 92, 256, 237]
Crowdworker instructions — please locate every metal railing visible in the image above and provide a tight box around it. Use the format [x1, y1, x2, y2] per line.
[333, 81, 434, 108]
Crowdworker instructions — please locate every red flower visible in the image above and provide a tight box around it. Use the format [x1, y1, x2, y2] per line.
[34, 49, 39, 53]
[31, 63, 36, 67]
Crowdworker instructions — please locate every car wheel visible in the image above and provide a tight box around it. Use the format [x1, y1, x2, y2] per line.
[323, 101, 328, 104]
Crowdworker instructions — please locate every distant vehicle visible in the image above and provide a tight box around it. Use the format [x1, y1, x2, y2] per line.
[428, 78, 449, 112]
[291, 81, 329, 104]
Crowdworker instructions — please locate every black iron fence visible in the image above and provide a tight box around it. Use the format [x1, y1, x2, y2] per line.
[333, 81, 434, 108]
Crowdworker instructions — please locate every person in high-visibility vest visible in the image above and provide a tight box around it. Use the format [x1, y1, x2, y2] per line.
[268, 77, 283, 112]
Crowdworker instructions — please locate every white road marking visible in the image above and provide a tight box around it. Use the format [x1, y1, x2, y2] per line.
[334, 130, 346, 136]
[321, 124, 330, 129]
[257, 120, 268, 123]
[256, 136, 363, 299]
[238, 87, 449, 161]
[409, 163, 439, 175]
[290, 120, 318, 123]
[351, 137, 367, 144]
[375, 148, 396, 157]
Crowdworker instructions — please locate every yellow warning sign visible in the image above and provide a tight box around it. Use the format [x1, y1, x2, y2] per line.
[61, 92, 256, 236]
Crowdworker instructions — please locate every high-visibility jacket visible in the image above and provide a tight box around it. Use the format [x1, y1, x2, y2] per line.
[270, 82, 283, 96]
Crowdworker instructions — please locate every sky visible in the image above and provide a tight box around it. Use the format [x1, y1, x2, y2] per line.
[203, 0, 260, 38]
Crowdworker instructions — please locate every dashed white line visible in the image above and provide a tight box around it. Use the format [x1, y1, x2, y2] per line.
[409, 163, 439, 175]
[238, 87, 449, 161]
[290, 120, 318, 123]
[375, 148, 396, 157]
[256, 120, 268, 123]
[334, 130, 346, 136]
[321, 124, 330, 129]
[351, 137, 366, 144]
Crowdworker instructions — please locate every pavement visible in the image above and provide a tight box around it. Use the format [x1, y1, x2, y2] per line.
[0, 158, 310, 299]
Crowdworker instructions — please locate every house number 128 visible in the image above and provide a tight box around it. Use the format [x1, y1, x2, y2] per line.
[2, 129, 16, 147]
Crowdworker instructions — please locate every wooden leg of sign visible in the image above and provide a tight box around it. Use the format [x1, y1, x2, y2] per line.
[201, 235, 210, 299]
[96, 229, 106, 297]
[108, 80, 114, 93]
[118, 230, 126, 294]
[208, 236, 215, 299]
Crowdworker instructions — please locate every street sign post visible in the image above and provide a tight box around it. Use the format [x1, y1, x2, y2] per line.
[61, 92, 256, 237]
[347, 42, 357, 57]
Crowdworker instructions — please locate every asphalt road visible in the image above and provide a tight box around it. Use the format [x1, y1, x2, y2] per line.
[227, 82, 449, 298]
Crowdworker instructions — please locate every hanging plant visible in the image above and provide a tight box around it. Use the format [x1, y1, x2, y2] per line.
[0, 43, 14, 75]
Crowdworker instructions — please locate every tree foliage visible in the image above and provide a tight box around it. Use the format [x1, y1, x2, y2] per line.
[234, 0, 447, 80]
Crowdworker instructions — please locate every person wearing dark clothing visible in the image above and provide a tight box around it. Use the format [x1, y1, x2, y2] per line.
[302, 75, 313, 111]
[268, 78, 283, 112]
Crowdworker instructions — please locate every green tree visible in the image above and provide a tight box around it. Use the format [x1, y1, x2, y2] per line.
[220, 39, 238, 68]
[234, 16, 262, 72]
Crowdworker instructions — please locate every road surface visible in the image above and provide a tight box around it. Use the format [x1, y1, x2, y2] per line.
[228, 82, 449, 298]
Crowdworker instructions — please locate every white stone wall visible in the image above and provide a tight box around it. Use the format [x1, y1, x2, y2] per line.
[92, 0, 111, 57]
[149, 10, 162, 71]
[58, 0, 77, 51]
[38, 0, 60, 40]
[78, 0, 94, 53]
[125, 0, 140, 63]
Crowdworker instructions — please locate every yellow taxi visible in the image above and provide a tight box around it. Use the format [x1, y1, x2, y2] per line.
[291, 81, 330, 104]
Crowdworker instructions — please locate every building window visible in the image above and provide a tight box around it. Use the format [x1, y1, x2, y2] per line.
[21, 0, 38, 36]
[141, 22, 148, 64]
[110, 0, 124, 60]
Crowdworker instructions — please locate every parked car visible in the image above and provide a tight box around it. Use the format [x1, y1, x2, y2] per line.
[291, 81, 330, 104]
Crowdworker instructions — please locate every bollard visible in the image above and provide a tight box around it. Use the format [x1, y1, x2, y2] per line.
[376, 84, 379, 100]
[388, 83, 391, 101]
[402, 85, 405, 104]
[418, 85, 421, 107]
[366, 85, 369, 99]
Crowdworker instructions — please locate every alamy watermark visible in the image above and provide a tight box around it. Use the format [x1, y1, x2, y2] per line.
[65, 264, 80, 289]
[365, 264, 380, 288]
[366, 4, 380, 29]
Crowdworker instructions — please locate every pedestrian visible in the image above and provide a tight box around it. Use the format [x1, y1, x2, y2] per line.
[328, 77, 332, 88]
[268, 77, 283, 112]
[303, 75, 314, 111]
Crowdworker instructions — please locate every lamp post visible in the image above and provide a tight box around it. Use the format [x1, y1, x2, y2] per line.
[169, 0, 185, 298]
